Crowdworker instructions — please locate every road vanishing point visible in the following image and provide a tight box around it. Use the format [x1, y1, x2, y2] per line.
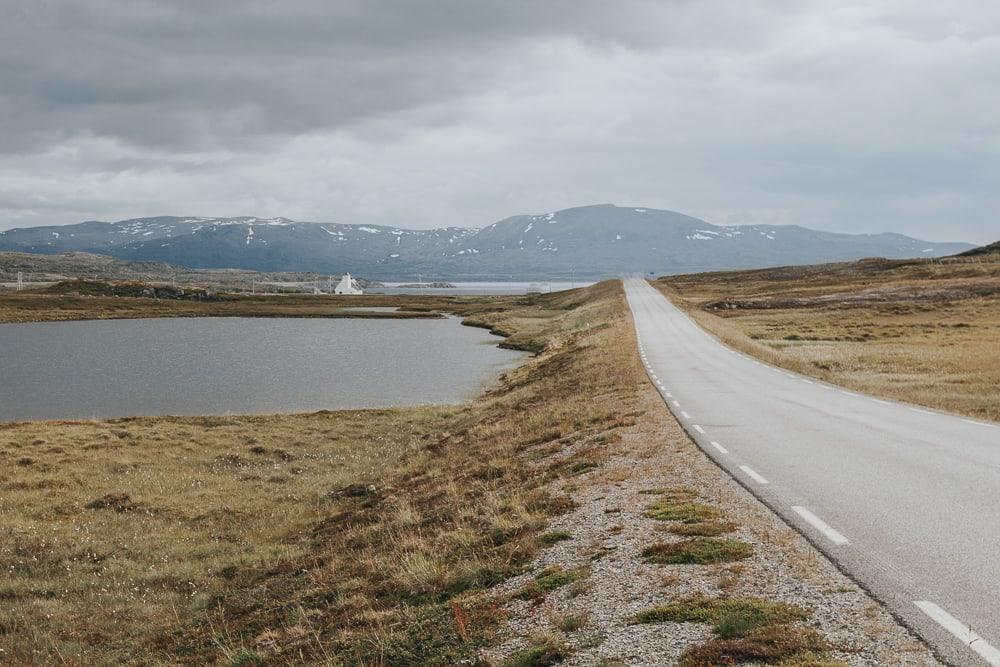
[624, 278, 1000, 667]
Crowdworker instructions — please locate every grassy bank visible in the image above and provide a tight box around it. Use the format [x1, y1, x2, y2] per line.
[654, 255, 1000, 420]
[0, 280, 511, 324]
[1, 281, 638, 664]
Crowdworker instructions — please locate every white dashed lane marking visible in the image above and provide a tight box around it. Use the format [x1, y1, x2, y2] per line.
[693, 424, 706, 434]
[710, 441, 728, 454]
[791, 506, 849, 546]
[739, 466, 769, 484]
[914, 601, 1000, 666]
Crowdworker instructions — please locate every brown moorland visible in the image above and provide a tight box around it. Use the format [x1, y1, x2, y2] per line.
[0, 279, 527, 329]
[0, 281, 641, 664]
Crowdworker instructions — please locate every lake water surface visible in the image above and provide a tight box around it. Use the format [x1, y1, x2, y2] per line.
[0, 317, 526, 422]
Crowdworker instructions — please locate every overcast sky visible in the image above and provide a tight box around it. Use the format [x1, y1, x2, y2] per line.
[1, 1, 997, 242]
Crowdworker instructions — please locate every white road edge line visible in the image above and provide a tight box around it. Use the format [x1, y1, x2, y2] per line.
[739, 465, 769, 485]
[710, 441, 728, 454]
[791, 506, 849, 546]
[914, 600, 1000, 666]
[693, 424, 706, 434]
[910, 407, 935, 415]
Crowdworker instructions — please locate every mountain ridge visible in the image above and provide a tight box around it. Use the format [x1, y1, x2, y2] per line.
[0, 204, 975, 279]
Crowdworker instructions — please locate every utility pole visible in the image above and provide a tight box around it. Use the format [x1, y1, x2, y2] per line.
[16, 271, 23, 292]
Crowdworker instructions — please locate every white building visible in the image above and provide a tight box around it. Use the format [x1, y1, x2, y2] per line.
[334, 273, 363, 295]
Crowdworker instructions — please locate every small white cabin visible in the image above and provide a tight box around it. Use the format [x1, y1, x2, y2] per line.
[334, 273, 363, 295]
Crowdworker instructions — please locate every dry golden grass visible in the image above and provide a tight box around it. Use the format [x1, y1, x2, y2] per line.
[655, 256, 1000, 420]
[0, 280, 642, 665]
[0, 409, 446, 662]
[0, 287, 507, 324]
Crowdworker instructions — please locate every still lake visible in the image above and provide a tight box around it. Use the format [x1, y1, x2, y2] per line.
[0, 316, 526, 422]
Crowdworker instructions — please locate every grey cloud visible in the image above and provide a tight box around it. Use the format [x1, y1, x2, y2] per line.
[2, 0, 684, 152]
[0, 1, 998, 243]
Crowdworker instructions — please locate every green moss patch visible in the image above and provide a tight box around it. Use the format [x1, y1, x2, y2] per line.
[644, 500, 719, 523]
[503, 631, 571, 667]
[514, 565, 590, 601]
[680, 626, 833, 667]
[537, 531, 573, 547]
[641, 538, 752, 565]
[666, 521, 736, 537]
[632, 595, 807, 628]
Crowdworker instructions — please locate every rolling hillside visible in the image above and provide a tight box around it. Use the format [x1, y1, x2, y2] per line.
[0, 205, 974, 279]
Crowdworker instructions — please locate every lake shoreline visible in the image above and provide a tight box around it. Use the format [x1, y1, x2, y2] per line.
[0, 313, 526, 423]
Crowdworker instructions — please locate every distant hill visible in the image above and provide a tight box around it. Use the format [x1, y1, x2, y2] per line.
[958, 241, 1000, 257]
[0, 205, 975, 279]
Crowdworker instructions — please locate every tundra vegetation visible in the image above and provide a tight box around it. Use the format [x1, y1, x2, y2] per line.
[0, 281, 641, 664]
[0, 279, 470, 324]
[0, 276, 906, 665]
[656, 253, 1000, 420]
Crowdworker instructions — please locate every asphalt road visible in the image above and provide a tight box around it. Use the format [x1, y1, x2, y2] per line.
[624, 278, 1000, 667]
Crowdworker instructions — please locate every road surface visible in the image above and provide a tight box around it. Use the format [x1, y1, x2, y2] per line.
[624, 278, 1000, 667]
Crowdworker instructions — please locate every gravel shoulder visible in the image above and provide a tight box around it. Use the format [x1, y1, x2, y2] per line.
[483, 379, 941, 665]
